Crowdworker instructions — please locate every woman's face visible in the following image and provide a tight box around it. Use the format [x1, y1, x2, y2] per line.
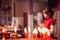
[43, 10, 48, 18]
[43, 13, 48, 18]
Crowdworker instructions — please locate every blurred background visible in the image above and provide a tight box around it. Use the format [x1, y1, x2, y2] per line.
[0, 0, 60, 40]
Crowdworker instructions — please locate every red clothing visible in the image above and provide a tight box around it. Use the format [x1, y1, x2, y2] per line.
[44, 18, 55, 29]
[39, 18, 55, 40]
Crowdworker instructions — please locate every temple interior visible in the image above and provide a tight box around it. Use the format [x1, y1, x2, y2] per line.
[0, 0, 60, 40]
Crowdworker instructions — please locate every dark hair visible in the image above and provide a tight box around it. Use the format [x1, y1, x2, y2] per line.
[44, 9, 54, 17]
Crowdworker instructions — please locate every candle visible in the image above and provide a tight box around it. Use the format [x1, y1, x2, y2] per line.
[24, 28, 28, 38]
[2, 28, 6, 40]
[14, 26, 17, 40]
[33, 28, 38, 38]
[38, 26, 51, 40]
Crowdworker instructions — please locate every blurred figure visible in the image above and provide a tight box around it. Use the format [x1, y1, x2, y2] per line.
[33, 12, 43, 38]
[42, 8, 55, 40]
[37, 12, 43, 25]
[34, 12, 43, 26]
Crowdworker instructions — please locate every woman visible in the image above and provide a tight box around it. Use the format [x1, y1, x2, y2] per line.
[42, 9, 55, 40]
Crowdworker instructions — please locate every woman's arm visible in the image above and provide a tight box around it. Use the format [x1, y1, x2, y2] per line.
[49, 18, 54, 34]
[49, 25, 54, 33]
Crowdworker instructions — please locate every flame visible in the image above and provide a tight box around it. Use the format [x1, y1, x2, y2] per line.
[14, 26, 17, 32]
[2, 28, 5, 32]
[38, 27, 50, 34]
[47, 31, 50, 36]
[24, 28, 27, 33]
[28, 27, 31, 32]
[2, 37, 5, 40]
[2, 28, 6, 40]
[33, 28, 38, 34]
